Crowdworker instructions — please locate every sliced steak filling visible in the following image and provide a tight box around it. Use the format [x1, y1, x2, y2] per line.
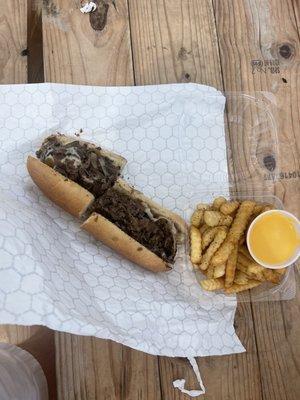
[92, 188, 177, 263]
[36, 134, 120, 197]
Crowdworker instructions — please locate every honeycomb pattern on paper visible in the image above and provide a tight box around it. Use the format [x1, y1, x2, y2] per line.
[0, 83, 244, 357]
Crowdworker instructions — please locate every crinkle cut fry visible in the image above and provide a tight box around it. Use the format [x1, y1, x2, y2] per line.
[211, 201, 256, 266]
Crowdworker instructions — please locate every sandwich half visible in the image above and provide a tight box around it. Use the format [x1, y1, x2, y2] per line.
[82, 179, 186, 272]
[27, 134, 126, 217]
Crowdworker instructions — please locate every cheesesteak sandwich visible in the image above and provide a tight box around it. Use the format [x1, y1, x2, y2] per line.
[27, 134, 186, 272]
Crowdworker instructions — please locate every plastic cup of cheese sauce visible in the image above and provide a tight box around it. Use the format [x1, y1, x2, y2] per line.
[247, 210, 300, 269]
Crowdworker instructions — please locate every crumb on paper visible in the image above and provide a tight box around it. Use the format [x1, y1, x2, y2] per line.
[80, 2, 97, 13]
[75, 129, 83, 137]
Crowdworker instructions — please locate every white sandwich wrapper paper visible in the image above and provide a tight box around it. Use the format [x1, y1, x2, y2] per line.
[0, 83, 244, 357]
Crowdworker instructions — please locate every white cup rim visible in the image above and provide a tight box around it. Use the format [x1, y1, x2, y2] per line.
[246, 209, 300, 269]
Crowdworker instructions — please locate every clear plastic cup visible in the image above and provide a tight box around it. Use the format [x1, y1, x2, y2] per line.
[247, 210, 300, 269]
[0, 343, 48, 400]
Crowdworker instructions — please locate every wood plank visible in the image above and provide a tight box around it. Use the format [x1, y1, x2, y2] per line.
[213, 0, 300, 200]
[43, 0, 133, 85]
[292, 0, 300, 32]
[128, 0, 222, 88]
[251, 275, 300, 400]
[158, 357, 199, 400]
[42, 2, 162, 399]
[0, 324, 33, 343]
[56, 336, 162, 400]
[214, 1, 300, 399]
[56, 335, 123, 400]
[122, 346, 161, 400]
[128, 1, 263, 399]
[0, 0, 27, 83]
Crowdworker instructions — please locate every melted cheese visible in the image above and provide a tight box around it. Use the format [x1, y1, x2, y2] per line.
[249, 211, 300, 265]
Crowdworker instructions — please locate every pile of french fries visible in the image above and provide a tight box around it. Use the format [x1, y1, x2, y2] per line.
[189, 197, 286, 294]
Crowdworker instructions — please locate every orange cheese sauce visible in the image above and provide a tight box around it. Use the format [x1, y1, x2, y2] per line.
[249, 211, 300, 265]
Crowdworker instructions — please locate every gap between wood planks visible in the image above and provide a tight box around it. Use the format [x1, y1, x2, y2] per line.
[27, 0, 44, 82]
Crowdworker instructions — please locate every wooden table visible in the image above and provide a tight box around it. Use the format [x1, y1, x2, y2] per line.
[0, 1, 299, 399]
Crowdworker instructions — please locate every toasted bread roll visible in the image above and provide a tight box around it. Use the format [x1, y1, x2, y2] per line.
[85, 182, 186, 270]
[82, 213, 170, 272]
[27, 156, 94, 218]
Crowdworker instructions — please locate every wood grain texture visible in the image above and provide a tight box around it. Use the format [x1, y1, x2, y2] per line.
[43, 0, 133, 85]
[214, 0, 300, 205]
[0, 0, 27, 83]
[122, 346, 161, 400]
[292, 0, 300, 32]
[0, 324, 33, 344]
[251, 281, 300, 400]
[128, 1, 263, 399]
[128, 0, 222, 88]
[56, 335, 123, 400]
[214, 1, 300, 400]
[55, 336, 162, 400]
